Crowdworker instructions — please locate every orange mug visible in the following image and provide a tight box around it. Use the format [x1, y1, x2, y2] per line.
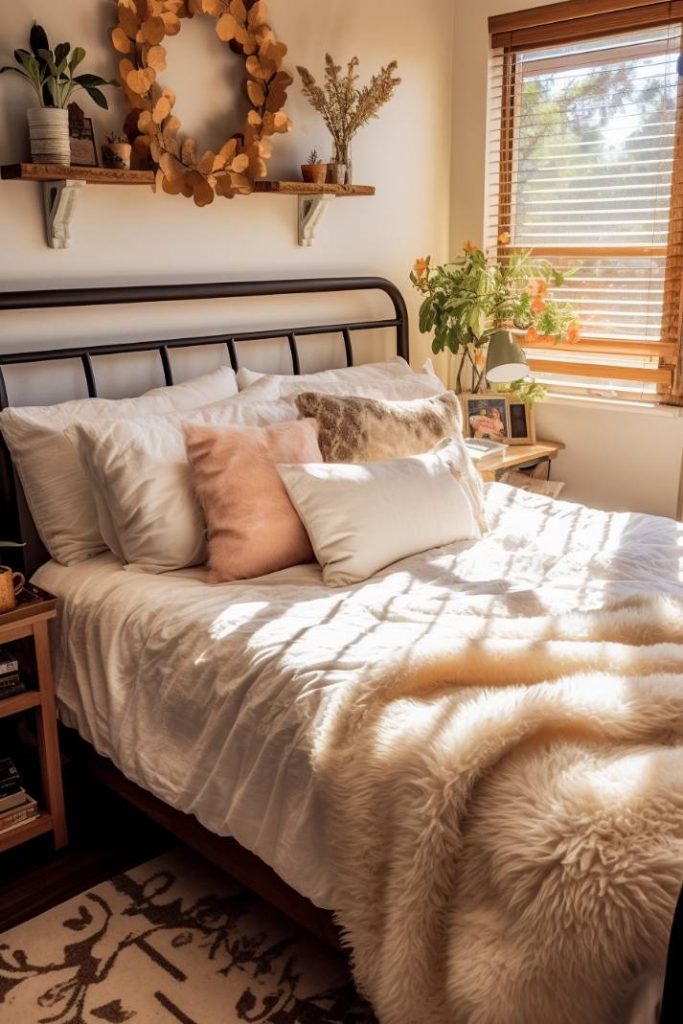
[0, 567, 25, 614]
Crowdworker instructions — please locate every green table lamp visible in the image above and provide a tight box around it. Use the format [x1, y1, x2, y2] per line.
[485, 329, 529, 383]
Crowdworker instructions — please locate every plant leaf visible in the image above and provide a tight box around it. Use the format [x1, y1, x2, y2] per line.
[74, 73, 109, 87]
[15, 50, 40, 80]
[54, 43, 70, 66]
[84, 86, 109, 109]
[30, 24, 50, 57]
[69, 47, 85, 72]
[37, 49, 58, 76]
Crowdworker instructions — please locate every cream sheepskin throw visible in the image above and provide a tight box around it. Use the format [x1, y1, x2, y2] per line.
[313, 595, 683, 1024]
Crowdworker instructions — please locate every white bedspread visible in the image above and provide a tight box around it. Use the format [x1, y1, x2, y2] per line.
[34, 483, 683, 914]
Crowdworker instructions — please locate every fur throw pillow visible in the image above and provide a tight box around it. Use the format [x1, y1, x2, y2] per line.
[294, 391, 461, 463]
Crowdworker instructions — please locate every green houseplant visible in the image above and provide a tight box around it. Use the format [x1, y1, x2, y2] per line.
[410, 243, 580, 394]
[1, 24, 116, 166]
[301, 147, 326, 185]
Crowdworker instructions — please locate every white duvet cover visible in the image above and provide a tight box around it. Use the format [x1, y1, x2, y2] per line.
[34, 483, 683, 914]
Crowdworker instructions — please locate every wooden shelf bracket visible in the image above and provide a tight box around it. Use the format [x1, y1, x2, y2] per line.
[298, 194, 336, 247]
[42, 179, 86, 249]
[1, 165, 375, 249]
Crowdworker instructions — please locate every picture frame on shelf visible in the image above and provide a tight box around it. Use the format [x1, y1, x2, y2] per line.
[506, 397, 536, 445]
[460, 393, 509, 443]
[68, 103, 98, 168]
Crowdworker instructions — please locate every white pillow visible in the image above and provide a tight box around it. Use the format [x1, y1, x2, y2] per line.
[0, 365, 238, 566]
[278, 440, 485, 587]
[237, 358, 448, 404]
[69, 387, 292, 573]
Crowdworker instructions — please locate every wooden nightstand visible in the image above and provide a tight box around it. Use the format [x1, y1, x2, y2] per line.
[0, 585, 67, 853]
[476, 441, 565, 483]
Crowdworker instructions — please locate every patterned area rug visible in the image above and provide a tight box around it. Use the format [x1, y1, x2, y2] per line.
[0, 848, 375, 1023]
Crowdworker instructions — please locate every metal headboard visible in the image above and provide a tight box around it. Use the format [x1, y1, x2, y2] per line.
[0, 276, 409, 578]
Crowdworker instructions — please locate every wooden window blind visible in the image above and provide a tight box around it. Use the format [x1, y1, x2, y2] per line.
[488, 1, 683, 402]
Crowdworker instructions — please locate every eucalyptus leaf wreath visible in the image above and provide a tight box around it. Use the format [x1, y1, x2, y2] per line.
[112, 0, 292, 205]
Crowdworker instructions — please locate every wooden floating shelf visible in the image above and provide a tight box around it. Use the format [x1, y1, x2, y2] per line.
[1, 164, 375, 247]
[255, 180, 375, 197]
[1, 162, 154, 185]
[1, 163, 374, 196]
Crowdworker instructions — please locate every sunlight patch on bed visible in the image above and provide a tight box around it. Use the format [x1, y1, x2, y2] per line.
[207, 601, 272, 642]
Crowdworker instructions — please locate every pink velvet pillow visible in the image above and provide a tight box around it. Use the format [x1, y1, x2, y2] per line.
[184, 418, 322, 582]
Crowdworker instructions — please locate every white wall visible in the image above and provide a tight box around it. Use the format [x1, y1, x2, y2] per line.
[451, 0, 683, 519]
[0, 0, 453, 385]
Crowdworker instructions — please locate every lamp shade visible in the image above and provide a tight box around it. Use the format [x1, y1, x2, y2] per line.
[485, 329, 529, 383]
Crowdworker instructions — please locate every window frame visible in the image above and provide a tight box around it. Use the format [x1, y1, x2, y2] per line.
[489, 0, 683, 404]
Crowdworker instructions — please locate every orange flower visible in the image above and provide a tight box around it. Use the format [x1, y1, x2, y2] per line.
[413, 256, 430, 278]
[498, 231, 510, 245]
[463, 240, 482, 254]
[566, 321, 581, 345]
[527, 278, 548, 300]
[531, 296, 545, 314]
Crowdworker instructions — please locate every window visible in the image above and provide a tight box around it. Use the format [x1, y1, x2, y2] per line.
[488, 1, 683, 403]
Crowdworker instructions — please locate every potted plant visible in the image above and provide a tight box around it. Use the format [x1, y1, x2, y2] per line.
[297, 54, 401, 185]
[409, 242, 580, 394]
[101, 132, 132, 170]
[0, 23, 117, 167]
[0, 542, 25, 615]
[300, 148, 326, 186]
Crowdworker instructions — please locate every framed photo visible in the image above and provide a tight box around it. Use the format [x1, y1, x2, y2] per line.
[506, 398, 536, 445]
[461, 393, 509, 442]
[68, 102, 98, 167]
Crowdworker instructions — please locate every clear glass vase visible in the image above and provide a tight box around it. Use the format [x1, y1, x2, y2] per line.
[334, 141, 352, 185]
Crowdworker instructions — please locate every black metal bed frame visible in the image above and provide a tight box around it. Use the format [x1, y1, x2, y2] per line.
[0, 276, 408, 578]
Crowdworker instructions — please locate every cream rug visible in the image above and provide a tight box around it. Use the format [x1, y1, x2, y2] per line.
[0, 848, 375, 1024]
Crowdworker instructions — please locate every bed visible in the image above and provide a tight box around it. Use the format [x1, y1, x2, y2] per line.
[2, 279, 683, 1024]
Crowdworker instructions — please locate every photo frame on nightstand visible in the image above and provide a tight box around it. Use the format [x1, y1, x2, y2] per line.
[460, 393, 536, 446]
[460, 393, 509, 442]
[506, 398, 536, 445]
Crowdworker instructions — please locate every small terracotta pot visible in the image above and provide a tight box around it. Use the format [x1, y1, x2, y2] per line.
[101, 142, 132, 170]
[0, 565, 25, 614]
[301, 163, 327, 185]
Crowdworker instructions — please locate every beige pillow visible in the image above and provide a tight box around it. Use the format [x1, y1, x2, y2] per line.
[294, 391, 461, 463]
[0, 365, 238, 565]
[238, 359, 450, 405]
[68, 387, 292, 573]
[278, 440, 484, 587]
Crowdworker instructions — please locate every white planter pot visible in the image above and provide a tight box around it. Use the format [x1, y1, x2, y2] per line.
[27, 107, 71, 166]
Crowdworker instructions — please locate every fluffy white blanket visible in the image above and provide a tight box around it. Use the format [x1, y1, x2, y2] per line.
[314, 594, 683, 1024]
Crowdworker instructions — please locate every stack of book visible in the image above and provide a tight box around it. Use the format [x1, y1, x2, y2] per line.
[0, 757, 40, 836]
[0, 646, 26, 700]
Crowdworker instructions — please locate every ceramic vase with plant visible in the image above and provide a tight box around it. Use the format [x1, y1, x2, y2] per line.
[101, 132, 132, 170]
[297, 54, 401, 185]
[300, 148, 326, 186]
[1, 23, 116, 167]
[0, 542, 25, 615]
[410, 242, 580, 394]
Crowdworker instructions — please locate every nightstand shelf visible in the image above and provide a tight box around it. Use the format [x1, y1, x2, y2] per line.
[0, 690, 42, 719]
[0, 811, 54, 855]
[475, 441, 565, 482]
[0, 584, 67, 853]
